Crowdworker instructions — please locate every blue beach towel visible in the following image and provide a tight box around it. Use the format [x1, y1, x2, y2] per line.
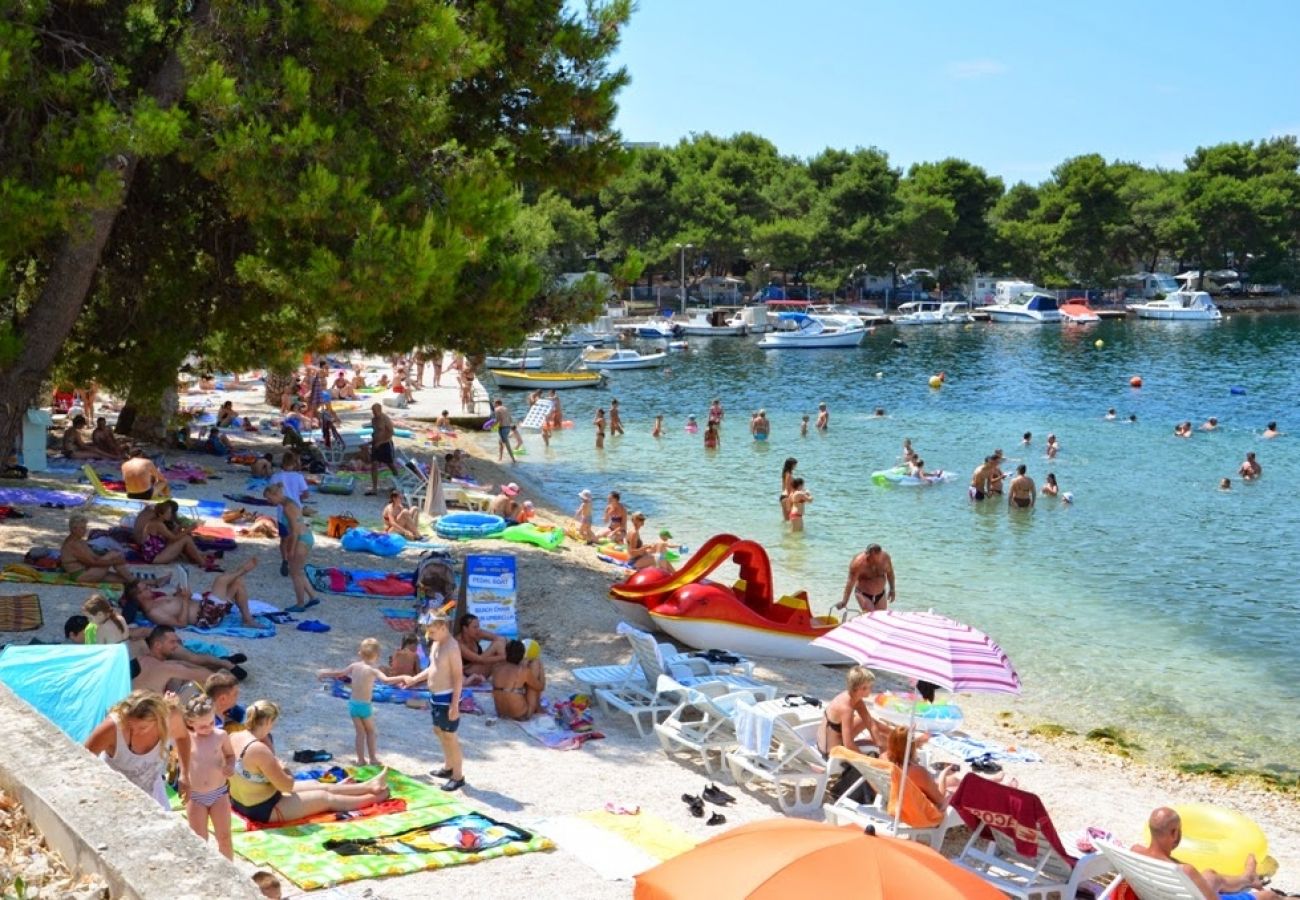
[0, 644, 131, 741]
[928, 733, 1042, 764]
[0, 487, 90, 507]
[328, 678, 430, 705]
[183, 609, 277, 639]
[182, 639, 232, 658]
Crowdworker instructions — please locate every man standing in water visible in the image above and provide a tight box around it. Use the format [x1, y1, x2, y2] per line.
[401, 615, 465, 791]
[969, 455, 996, 501]
[1007, 464, 1036, 509]
[751, 409, 770, 441]
[493, 398, 517, 464]
[837, 544, 896, 614]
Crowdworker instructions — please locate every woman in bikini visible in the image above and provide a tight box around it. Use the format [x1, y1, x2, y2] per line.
[780, 457, 798, 519]
[136, 500, 219, 570]
[817, 666, 890, 758]
[228, 701, 389, 825]
[703, 421, 719, 450]
[491, 640, 545, 721]
[787, 478, 812, 531]
[264, 483, 318, 612]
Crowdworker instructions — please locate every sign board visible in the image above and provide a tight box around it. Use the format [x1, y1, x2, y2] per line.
[463, 554, 519, 638]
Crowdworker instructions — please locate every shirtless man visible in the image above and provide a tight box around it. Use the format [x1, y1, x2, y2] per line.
[91, 418, 126, 459]
[546, 390, 563, 430]
[815, 402, 829, 431]
[1007, 464, 1036, 509]
[751, 409, 770, 441]
[133, 626, 228, 693]
[1200, 417, 1219, 431]
[62, 415, 116, 460]
[126, 559, 259, 628]
[367, 403, 401, 495]
[400, 615, 465, 791]
[1239, 451, 1262, 480]
[60, 514, 136, 584]
[969, 455, 996, 502]
[1262, 421, 1280, 439]
[491, 640, 545, 721]
[837, 544, 896, 614]
[64, 615, 245, 679]
[492, 398, 517, 463]
[121, 451, 167, 500]
[1133, 807, 1280, 900]
[609, 399, 625, 436]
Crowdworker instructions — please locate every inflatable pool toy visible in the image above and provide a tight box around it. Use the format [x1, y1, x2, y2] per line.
[609, 534, 843, 662]
[435, 512, 506, 540]
[1130, 375, 1143, 388]
[597, 542, 681, 564]
[340, 528, 406, 557]
[871, 466, 951, 486]
[1149, 803, 1277, 879]
[870, 691, 964, 733]
[523, 638, 541, 660]
[499, 522, 564, 551]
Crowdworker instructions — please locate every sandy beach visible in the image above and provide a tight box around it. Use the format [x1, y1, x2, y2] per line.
[3, 371, 1298, 898]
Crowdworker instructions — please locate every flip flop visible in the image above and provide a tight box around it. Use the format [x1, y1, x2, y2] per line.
[296, 620, 330, 633]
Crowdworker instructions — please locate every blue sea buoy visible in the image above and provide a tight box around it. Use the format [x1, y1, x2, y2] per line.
[1230, 386, 1246, 395]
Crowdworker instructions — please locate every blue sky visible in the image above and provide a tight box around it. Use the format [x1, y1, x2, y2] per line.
[608, 1, 1300, 184]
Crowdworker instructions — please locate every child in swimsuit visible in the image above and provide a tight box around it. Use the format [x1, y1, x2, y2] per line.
[183, 695, 236, 860]
[317, 638, 406, 766]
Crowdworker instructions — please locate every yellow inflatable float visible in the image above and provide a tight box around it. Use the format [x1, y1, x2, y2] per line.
[1147, 803, 1277, 878]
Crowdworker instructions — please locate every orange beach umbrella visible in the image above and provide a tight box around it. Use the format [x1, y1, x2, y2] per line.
[634, 818, 1002, 900]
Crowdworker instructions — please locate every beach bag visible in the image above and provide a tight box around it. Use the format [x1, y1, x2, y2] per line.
[326, 512, 359, 539]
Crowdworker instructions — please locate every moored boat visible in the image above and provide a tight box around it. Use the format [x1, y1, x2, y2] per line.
[893, 300, 974, 326]
[756, 313, 866, 348]
[484, 348, 543, 369]
[579, 347, 668, 370]
[488, 369, 604, 389]
[986, 291, 1062, 324]
[1130, 290, 1222, 321]
[1058, 298, 1101, 324]
[678, 309, 747, 336]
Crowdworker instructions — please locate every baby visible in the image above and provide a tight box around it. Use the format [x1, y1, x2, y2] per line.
[183, 695, 236, 859]
[318, 638, 406, 765]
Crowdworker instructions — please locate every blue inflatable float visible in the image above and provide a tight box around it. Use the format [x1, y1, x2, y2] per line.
[436, 512, 507, 540]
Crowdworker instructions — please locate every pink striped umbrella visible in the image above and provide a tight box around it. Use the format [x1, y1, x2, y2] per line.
[811, 610, 1021, 695]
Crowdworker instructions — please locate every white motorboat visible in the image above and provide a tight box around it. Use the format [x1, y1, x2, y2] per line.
[1131, 290, 1222, 321]
[526, 318, 617, 347]
[678, 310, 747, 336]
[756, 313, 867, 348]
[892, 300, 974, 326]
[614, 318, 682, 339]
[987, 291, 1062, 324]
[1058, 299, 1101, 324]
[484, 348, 543, 369]
[579, 347, 668, 370]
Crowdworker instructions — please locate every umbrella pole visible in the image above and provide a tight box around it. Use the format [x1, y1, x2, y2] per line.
[894, 705, 917, 833]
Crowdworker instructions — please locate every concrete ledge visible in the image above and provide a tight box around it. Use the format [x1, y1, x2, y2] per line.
[0, 682, 259, 900]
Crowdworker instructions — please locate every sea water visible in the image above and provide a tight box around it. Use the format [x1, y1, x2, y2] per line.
[485, 314, 1300, 773]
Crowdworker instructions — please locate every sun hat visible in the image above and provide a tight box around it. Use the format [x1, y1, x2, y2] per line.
[579, 489, 592, 500]
[502, 483, 520, 497]
[659, 529, 673, 539]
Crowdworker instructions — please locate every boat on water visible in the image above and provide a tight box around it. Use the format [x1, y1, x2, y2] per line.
[579, 347, 668, 370]
[678, 309, 747, 336]
[488, 369, 604, 389]
[526, 318, 617, 347]
[987, 291, 1062, 324]
[756, 313, 866, 349]
[1130, 290, 1222, 321]
[1058, 298, 1100, 324]
[484, 348, 543, 369]
[615, 318, 683, 339]
[608, 534, 844, 662]
[892, 300, 974, 326]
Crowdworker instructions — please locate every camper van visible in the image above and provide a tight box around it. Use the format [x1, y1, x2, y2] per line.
[1120, 272, 1180, 300]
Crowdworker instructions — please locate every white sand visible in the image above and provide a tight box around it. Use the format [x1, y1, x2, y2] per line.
[3, 371, 1297, 898]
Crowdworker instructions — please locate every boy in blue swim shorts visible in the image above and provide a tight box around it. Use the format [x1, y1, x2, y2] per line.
[317, 638, 405, 766]
[400, 615, 466, 792]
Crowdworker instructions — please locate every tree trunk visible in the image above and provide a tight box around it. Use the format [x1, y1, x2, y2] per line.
[264, 371, 295, 407]
[126, 386, 179, 443]
[0, 2, 208, 460]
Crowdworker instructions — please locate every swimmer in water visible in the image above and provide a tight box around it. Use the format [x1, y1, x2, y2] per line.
[1238, 451, 1261, 480]
[1128, 414, 1138, 424]
[1007, 464, 1035, 509]
[1105, 408, 1116, 420]
[1022, 431, 1032, 445]
[703, 421, 719, 450]
[593, 408, 606, 450]
[786, 478, 811, 531]
[873, 408, 886, 418]
[1200, 417, 1219, 431]
[1262, 421, 1280, 439]
[1046, 434, 1059, 459]
[1042, 473, 1059, 497]
[685, 414, 698, 434]
[751, 409, 770, 441]
[902, 438, 916, 464]
[815, 403, 829, 431]
[609, 399, 624, 437]
[652, 414, 663, 438]
[800, 414, 809, 437]
[1219, 477, 1231, 491]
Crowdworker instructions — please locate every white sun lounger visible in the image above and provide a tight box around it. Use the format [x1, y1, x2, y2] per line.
[725, 703, 829, 815]
[653, 678, 757, 776]
[1095, 841, 1205, 900]
[822, 746, 959, 848]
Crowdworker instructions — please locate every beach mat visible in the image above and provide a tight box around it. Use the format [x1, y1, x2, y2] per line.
[0, 563, 119, 591]
[234, 801, 551, 889]
[328, 678, 430, 706]
[0, 594, 42, 632]
[538, 810, 694, 881]
[381, 607, 417, 633]
[0, 487, 89, 507]
[513, 713, 605, 751]
[181, 608, 276, 640]
[306, 564, 415, 597]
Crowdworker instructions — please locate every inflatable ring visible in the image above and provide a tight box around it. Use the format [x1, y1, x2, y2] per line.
[435, 512, 506, 540]
[596, 542, 681, 564]
[1156, 803, 1276, 879]
[500, 523, 564, 551]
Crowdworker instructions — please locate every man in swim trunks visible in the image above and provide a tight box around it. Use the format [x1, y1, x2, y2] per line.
[1239, 452, 1262, 481]
[492, 398, 517, 463]
[837, 544, 896, 614]
[121, 450, 167, 500]
[91, 417, 127, 459]
[133, 626, 232, 693]
[368, 404, 401, 494]
[1007, 464, 1036, 509]
[751, 409, 770, 441]
[127, 559, 259, 628]
[1132, 807, 1280, 900]
[969, 455, 996, 501]
[609, 399, 625, 436]
[815, 402, 829, 431]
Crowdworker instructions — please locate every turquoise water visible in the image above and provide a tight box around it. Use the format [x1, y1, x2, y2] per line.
[487, 314, 1300, 772]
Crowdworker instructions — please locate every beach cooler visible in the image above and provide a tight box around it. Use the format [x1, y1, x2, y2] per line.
[21, 408, 52, 472]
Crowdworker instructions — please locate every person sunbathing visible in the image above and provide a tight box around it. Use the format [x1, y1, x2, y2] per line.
[63, 614, 246, 679]
[122, 451, 167, 500]
[1134, 807, 1281, 900]
[885, 725, 962, 810]
[382, 489, 422, 540]
[60, 513, 137, 584]
[135, 500, 220, 570]
[62, 415, 117, 460]
[455, 613, 506, 680]
[818, 666, 892, 757]
[132, 625, 239, 693]
[91, 417, 127, 459]
[491, 640, 545, 721]
[123, 558, 259, 628]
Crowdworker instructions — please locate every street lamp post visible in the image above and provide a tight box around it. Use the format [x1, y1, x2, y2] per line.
[675, 242, 693, 314]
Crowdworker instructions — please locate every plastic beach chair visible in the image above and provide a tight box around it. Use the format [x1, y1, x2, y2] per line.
[575, 643, 755, 694]
[653, 678, 756, 776]
[1094, 841, 1200, 900]
[823, 746, 959, 848]
[82, 465, 200, 508]
[594, 623, 772, 738]
[724, 703, 830, 815]
[949, 774, 1114, 900]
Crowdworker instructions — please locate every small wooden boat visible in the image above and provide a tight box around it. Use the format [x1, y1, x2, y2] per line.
[488, 369, 604, 389]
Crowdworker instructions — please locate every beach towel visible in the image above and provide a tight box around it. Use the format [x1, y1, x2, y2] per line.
[538, 811, 694, 881]
[222, 493, 276, 507]
[181, 639, 231, 659]
[233, 802, 551, 889]
[0, 563, 118, 590]
[513, 714, 605, 751]
[182, 608, 276, 640]
[0, 487, 89, 507]
[733, 699, 777, 755]
[328, 678, 430, 705]
[381, 607, 418, 633]
[928, 733, 1042, 764]
[0, 594, 42, 631]
[305, 565, 415, 597]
